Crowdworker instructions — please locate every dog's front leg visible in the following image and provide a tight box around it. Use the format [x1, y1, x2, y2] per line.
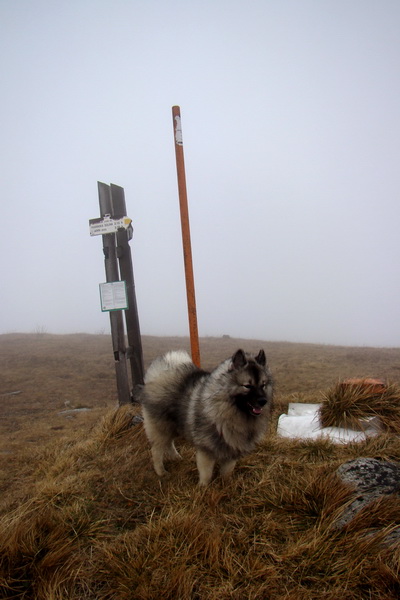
[220, 459, 237, 479]
[196, 449, 215, 486]
[151, 444, 168, 477]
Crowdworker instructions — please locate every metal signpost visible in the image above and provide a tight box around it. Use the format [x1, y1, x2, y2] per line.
[90, 182, 144, 405]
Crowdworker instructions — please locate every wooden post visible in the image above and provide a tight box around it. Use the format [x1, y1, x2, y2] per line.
[111, 184, 145, 396]
[97, 182, 131, 405]
[172, 106, 201, 367]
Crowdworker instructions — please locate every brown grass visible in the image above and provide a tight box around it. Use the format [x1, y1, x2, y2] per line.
[0, 334, 400, 599]
[319, 380, 400, 433]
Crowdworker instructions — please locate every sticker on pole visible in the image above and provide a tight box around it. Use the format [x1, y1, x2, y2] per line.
[89, 215, 132, 236]
[174, 115, 183, 146]
[99, 281, 128, 312]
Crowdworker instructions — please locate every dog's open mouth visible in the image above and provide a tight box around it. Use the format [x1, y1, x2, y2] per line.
[247, 402, 263, 416]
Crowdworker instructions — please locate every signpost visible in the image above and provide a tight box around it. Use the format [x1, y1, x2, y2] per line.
[172, 106, 201, 367]
[90, 182, 144, 405]
[110, 184, 145, 389]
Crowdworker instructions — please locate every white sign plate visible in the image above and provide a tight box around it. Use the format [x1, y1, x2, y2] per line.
[99, 281, 128, 312]
[89, 215, 132, 236]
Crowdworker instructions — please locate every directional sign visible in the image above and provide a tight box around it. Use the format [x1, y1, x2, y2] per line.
[89, 215, 132, 236]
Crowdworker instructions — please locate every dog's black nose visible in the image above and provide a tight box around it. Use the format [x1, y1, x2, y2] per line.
[257, 398, 267, 407]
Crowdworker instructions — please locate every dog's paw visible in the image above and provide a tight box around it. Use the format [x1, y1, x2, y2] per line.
[154, 465, 169, 477]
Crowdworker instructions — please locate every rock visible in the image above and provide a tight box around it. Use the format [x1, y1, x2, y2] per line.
[131, 415, 144, 426]
[335, 458, 400, 539]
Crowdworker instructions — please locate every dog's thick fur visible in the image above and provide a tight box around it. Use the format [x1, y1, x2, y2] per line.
[141, 349, 273, 485]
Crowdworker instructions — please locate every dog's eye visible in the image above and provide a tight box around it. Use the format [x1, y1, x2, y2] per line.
[243, 384, 252, 389]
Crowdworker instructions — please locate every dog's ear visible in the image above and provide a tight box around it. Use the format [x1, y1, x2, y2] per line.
[231, 349, 247, 370]
[255, 349, 266, 366]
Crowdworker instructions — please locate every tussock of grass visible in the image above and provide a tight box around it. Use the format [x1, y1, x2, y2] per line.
[319, 380, 400, 433]
[0, 489, 101, 599]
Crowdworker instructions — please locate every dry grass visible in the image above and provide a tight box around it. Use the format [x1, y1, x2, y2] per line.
[1, 334, 400, 599]
[319, 380, 400, 433]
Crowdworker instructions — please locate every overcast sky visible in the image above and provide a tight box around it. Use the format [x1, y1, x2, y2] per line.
[1, 0, 399, 347]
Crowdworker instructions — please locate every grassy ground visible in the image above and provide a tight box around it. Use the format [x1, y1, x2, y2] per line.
[0, 333, 400, 599]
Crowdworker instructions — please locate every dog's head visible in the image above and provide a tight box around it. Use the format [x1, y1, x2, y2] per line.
[229, 349, 273, 417]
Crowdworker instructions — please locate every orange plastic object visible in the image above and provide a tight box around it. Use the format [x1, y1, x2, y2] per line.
[340, 378, 387, 394]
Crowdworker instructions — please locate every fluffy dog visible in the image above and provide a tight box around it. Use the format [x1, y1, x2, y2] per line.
[141, 349, 273, 485]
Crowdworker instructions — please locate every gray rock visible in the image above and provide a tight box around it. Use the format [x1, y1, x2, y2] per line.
[335, 458, 400, 539]
[338, 458, 400, 494]
[131, 415, 144, 425]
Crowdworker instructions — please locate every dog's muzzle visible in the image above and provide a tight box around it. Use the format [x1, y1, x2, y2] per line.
[247, 397, 267, 416]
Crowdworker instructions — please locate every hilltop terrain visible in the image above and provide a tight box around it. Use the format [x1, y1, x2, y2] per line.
[0, 334, 399, 599]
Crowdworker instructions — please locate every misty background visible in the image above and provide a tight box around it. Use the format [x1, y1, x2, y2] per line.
[1, 0, 399, 347]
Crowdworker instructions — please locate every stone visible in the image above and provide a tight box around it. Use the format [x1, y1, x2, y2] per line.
[335, 458, 400, 540]
[131, 415, 144, 426]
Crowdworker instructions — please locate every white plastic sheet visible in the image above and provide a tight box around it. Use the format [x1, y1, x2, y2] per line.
[277, 403, 381, 444]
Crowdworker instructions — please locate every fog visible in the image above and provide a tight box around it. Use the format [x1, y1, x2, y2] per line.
[1, 0, 399, 347]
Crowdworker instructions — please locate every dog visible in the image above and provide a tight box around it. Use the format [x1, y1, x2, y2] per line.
[141, 349, 273, 485]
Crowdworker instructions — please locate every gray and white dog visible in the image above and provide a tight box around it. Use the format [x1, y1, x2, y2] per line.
[141, 349, 273, 485]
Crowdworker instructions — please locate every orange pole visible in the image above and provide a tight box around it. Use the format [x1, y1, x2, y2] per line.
[172, 106, 201, 367]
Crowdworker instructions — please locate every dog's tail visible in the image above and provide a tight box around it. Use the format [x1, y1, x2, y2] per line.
[144, 351, 193, 384]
